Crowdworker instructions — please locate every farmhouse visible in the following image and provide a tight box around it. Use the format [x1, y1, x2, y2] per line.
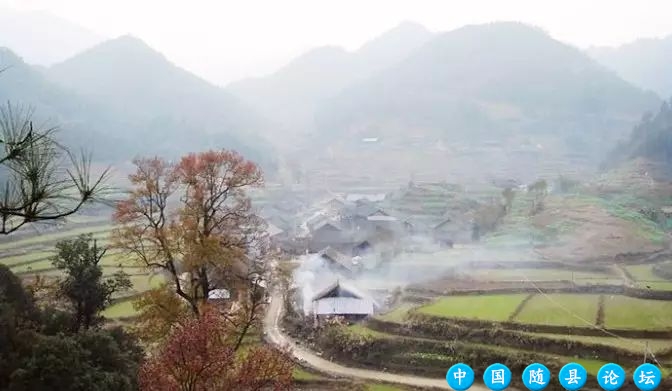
[433, 219, 456, 248]
[323, 197, 347, 215]
[308, 220, 360, 252]
[311, 280, 377, 322]
[318, 246, 361, 275]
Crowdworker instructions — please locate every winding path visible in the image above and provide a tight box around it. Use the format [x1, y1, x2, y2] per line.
[263, 291, 491, 390]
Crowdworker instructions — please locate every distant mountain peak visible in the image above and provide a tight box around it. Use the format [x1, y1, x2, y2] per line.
[444, 21, 550, 40]
[357, 21, 432, 58]
[0, 47, 34, 75]
[0, 46, 24, 64]
[69, 34, 165, 62]
[588, 33, 672, 97]
[227, 21, 435, 132]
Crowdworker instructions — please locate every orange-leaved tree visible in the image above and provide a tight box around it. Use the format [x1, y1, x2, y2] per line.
[139, 308, 293, 391]
[113, 150, 270, 341]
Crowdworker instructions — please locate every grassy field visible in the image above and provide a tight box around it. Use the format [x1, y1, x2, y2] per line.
[527, 332, 672, 353]
[0, 225, 113, 251]
[102, 300, 137, 319]
[399, 350, 608, 376]
[0, 251, 53, 266]
[574, 358, 609, 376]
[417, 294, 528, 321]
[9, 259, 56, 273]
[0, 220, 160, 320]
[292, 368, 323, 381]
[626, 264, 672, 290]
[128, 274, 166, 293]
[376, 304, 414, 323]
[348, 324, 387, 338]
[603, 295, 672, 329]
[469, 268, 615, 283]
[514, 294, 599, 327]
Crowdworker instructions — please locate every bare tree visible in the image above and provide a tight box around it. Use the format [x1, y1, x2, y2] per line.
[0, 104, 109, 234]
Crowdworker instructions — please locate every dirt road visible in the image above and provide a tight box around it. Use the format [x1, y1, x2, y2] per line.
[263, 291, 493, 390]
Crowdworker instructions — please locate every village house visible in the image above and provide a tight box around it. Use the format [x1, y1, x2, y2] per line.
[307, 220, 361, 252]
[311, 280, 378, 323]
[340, 200, 390, 230]
[432, 219, 456, 248]
[322, 197, 347, 217]
[300, 197, 411, 264]
[318, 246, 362, 276]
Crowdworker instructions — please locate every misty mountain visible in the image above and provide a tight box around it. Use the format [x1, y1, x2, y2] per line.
[314, 22, 659, 152]
[0, 8, 104, 65]
[588, 36, 672, 98]
[608, 100, 672, 168]
[45, 35, 272, 163]
[0, 47, 118, 152]
[0, 40, 271, 164]
[227, 22, 433, 139]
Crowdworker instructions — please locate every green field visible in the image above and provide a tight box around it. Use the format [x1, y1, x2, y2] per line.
[1, 222, 161, 322]
[528, 332, 672, 353]
[626, 264, 672, 290]
[8, 259, 56, 274]
[292, 368, 322, 381]
[377, 304, 414, 323]
[470, 268, 615, 283]
[0, 225, 113, 251]
[5, 250, 149, 277]
[99, 252, 135, 267]
[603, 295, 672, 329]
[348, 324, 387, 338]
[128, 274, 166, 293]
[0, 251, 53, 266]
[574, 358, 609, 376]
[514, 294, 599, 327]
[102, 300, 138, 319]
[417, 294, 527, 321]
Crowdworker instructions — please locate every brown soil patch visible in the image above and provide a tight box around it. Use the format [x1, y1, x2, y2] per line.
[532, 197, 666, 263]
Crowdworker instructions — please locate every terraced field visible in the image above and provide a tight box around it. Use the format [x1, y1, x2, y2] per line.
[626, 264, 672, 291]
[417, 294, 528, 321]
[0, 224, 113, 251]
[527, 332, 672, 354]
[514, 294, 600, 327]
[0, 217, 158, 320]
[469, 268, 620, 284]
[408, 292, 672, 331]
[370, 295, 672, 375]
[603, 295, 672, 329]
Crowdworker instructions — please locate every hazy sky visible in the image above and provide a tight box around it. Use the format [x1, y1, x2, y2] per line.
[2, 0, 672, 86]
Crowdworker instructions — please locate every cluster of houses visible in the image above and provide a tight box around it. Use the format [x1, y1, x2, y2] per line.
[289, 196, 427, 323]
[303, 197, 412, 273]
[262, 187, 479, 324]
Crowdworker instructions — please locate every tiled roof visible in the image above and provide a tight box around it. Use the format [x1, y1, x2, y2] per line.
[319, 246, 358, 273]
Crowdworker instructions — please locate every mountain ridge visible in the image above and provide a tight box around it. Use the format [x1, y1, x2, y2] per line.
[588, 35, 672, 98]
[1, 38, 272, 165]
[227, 21, 434, 143]
[314, 21, 659, 149]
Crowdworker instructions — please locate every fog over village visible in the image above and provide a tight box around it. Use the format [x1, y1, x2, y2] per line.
[2, 2, 672, 391]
